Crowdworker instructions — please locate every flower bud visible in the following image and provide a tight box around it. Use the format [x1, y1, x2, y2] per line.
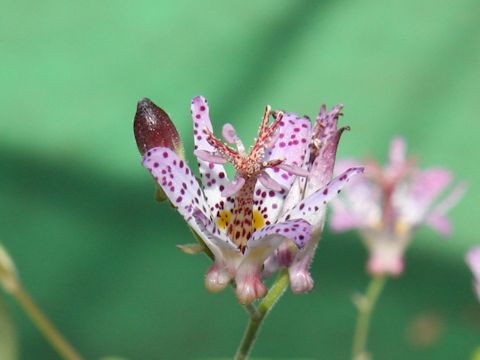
[133, 98, 184, 158]
[134, 98, 184, 202]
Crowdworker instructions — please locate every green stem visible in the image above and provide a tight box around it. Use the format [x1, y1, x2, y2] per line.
[234, 269, 290, 360]
[12, 285, 84, 360]
[243, 303, 260, 319]
[352, 275, 387, 360]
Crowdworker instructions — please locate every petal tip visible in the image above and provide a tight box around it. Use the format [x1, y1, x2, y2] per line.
[205, 264, 231, 293]
[192, 95, 207, 104]
[289, 270, 314, 293]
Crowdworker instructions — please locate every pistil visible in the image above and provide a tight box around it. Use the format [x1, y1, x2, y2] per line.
[199, 106, 288, 252]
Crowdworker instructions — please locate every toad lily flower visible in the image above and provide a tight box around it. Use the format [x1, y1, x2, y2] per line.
[466, 247, 480, 301]
[141, 96, 363, 304]
[331, 137, 465, 276]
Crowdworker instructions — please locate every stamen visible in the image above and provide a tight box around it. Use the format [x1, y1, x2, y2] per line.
[203, 127, 243, 167]
[276, 163, 310, 177]
[259, 105, 272, 135]
[258, 172, 284, 191]
[222, 123, 246, 155]
[221, 177, 246, 197]
[250, 111, 284, 161]
[194, 149, 228, 164]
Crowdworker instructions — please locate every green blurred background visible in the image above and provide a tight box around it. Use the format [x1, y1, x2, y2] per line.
[1, 0, 479, 359]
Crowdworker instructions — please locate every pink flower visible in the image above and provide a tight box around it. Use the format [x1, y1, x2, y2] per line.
[466, 247, 480, 300]
[139, 97, 362, 303]
[331, 137, 465, 276]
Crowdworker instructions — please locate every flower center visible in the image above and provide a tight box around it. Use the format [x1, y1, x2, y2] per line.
[199, 106, 287, 252]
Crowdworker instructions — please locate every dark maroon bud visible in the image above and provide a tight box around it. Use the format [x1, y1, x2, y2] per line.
[133, 98, 184, 157]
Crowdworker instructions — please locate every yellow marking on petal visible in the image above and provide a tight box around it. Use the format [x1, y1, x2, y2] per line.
[253, 210, 266, 230]
[395, 221, 410, 236]
[216, 210, 232, 230]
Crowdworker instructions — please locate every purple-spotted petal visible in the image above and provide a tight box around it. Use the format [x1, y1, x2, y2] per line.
[192, 209, 238, 253]
[284, 167, 364, 293]
[192, 210, 240, 292]
[254, 113, 311, 223]
[191, 96, 231, 210]
[263, 113, 311, 176]
[305, 126, 349, 196]
[247, 219, 312, 251]
[143, 147, 210, 233]
[282, 167, 365, 232]
[315, 104, 343, 138]
[242, 220, 313, 279]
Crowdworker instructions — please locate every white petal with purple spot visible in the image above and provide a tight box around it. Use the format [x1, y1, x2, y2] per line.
[191, 96, 232, 212]
[143, 147, 213, 243]
[254, 113, 311, 224]
[282, 167, 365, 231]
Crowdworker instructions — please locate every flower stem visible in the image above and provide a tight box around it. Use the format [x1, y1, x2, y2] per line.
[352, 275, 387, 360]
[234, 269, 289, 360]
[11, 284, 84, 360]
